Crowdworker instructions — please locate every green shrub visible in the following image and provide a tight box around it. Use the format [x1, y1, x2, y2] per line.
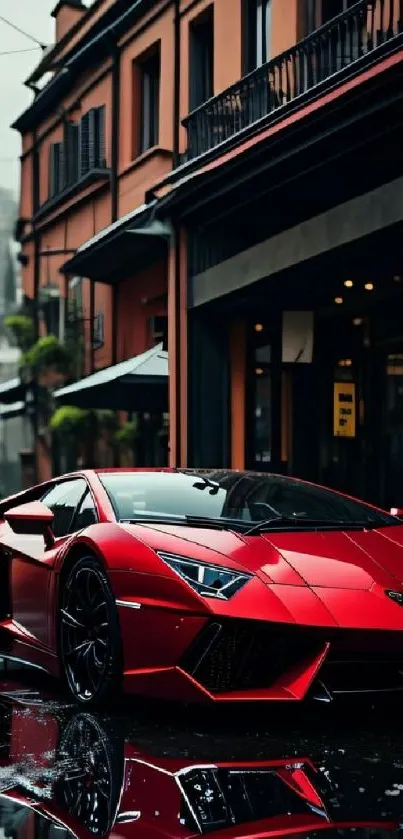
[4, 315, 35, 353]
[23, 335, 72, 377]
[50, 406, 93, 436]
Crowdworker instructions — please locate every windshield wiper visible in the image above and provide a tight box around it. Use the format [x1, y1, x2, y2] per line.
[120, 514, 249, 533]
[245, 516, 371, 535]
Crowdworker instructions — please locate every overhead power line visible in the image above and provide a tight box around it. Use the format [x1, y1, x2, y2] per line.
[0, 46, 42, 56]
[0, 14, 47, 49]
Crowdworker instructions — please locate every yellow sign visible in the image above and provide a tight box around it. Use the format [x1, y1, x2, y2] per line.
[333, 381, 356, 438]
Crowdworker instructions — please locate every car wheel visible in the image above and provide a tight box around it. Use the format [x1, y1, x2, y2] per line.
[53, 712, 124, 835]
[59, 555, 122, 706]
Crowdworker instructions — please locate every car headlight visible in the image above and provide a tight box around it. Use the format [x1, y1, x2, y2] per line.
[157, 552, 252, 600]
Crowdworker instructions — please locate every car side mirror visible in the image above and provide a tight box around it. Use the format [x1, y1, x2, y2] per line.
[390, 507, 403, 518]
[4, 501, 55, 548]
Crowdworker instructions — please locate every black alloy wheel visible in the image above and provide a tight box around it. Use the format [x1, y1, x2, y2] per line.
[54, 712, 124, 836]
[59, 556, 122, 705]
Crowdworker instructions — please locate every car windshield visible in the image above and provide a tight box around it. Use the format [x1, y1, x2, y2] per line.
[98, 470, 399, 530]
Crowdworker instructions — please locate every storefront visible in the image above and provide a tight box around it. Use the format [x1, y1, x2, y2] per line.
[186, 222, 403, 510]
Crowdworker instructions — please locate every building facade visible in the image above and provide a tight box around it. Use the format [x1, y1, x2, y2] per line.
[161, 0, 403, 511]
[8, 0, 403, 508]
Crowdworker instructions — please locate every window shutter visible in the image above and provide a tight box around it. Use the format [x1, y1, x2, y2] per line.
[49, 144, 56, 197]
[58, 142, 65, 192]
[95, 106, 106, 167]
[88, 108, 96, 170]
[80, 112, 90, 176]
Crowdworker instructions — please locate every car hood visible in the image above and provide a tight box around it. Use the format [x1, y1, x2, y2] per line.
[120, 521, 403, 590]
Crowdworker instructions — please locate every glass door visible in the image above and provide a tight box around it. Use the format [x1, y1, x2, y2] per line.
[384, 353, 403, 509]
[246, 317, 282, 472]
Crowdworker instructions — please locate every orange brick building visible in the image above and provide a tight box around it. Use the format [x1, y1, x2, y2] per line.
[8, 0, 403, 508]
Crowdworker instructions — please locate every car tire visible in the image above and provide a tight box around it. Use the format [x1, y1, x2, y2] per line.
[59, 555, 123, 706]
[53, 711, 125, 834]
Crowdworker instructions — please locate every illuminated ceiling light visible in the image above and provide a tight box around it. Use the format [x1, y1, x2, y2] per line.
[334, 296, 343, 304]
[393, 275, 402, 282]
[344, 280, 354, 287]
[254, 323, 264, 332]
[364, 282, 374, 291]
[255, 367, 263, 376]
[353, 317, 363, 326]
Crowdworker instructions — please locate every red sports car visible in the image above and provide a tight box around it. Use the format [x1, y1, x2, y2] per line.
[2, 468, 403, 706]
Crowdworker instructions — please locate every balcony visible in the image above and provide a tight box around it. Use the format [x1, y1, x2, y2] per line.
[183, 0, 403, 161]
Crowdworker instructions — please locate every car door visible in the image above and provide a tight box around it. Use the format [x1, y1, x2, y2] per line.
[8, 478, 89, 648]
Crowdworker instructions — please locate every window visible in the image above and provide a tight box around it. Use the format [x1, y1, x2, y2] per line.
[305, 0, 357, 33]
[48, 107, 105, 200]
[243, 0, 272, 73]
[72, 490, 98, 531]
[98, 470, 399, 528]
[42, 295, 63, 339]
[80, 106, 106, 177]
[93, 312, 105, 349]
[149, 314, 168, 347]
[49, 143, 64, 198]
[42, 478, 88, 538]
[322, 0, 356, 23]
[139, 46, 160, 154]
[189, 7, 214, 111]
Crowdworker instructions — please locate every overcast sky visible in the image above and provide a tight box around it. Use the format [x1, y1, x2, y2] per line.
[0, 0, 91, 200]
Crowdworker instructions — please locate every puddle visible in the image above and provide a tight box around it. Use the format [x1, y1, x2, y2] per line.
[0, 674, 402, 838]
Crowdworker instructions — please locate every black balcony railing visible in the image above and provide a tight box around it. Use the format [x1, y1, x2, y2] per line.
[183, 0, 403, 160]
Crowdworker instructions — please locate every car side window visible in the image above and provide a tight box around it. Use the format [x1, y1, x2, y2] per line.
[41, 479, 88, 538]
[72, 490, 98, 532]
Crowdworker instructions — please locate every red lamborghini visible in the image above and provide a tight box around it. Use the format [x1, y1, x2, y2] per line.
[2, 468, 403, 706]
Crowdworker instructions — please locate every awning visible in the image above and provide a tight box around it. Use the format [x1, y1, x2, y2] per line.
[0, 400, 24, 419]
[54, 343, 168, 411]
[60, 201, 172, 283]
[0, 377, 25, 404]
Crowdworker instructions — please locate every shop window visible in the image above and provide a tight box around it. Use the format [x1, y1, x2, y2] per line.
[138, 45, 160, 154]
[49, 142, 64, 197]
[242, 0, 272, 74]
[189, 7, 214, 111]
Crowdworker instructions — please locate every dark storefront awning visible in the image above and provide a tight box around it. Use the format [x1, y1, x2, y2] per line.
[54, 343, 168, 411]
[0, 377, 25, 404]
[61, 201, 172, 283]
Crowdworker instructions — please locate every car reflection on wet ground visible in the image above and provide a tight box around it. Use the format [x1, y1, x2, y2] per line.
[0, 668, 403, 838]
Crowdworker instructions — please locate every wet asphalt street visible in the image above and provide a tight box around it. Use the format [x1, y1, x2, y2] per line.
[0, 664, 403, 837]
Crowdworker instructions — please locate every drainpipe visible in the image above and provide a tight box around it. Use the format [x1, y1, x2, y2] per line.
[32, 128, 40, 342]
[110, 43, 120, 224]
[110, 42, 120, 367]
[172, 0, 182, 464]
[173, 0, 181, 167]
[90, 279, 95, 373]
[31, 127, 40, 483]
